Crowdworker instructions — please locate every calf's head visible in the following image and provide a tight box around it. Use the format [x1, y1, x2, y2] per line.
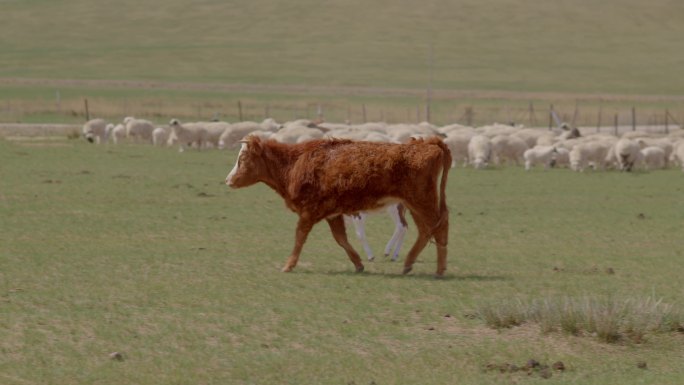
[225, 138, 264, 188]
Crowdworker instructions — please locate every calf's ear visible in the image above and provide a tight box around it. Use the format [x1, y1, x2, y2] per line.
[241, 136, 263, 155]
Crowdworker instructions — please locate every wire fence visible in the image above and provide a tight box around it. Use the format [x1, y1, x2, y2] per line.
[1, 96, 682, 134]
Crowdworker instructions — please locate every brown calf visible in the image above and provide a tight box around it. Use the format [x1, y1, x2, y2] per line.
[225, 136, 451, 276]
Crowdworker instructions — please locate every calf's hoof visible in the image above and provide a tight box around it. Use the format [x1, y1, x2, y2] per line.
[281, 265, 294, 273]
[355, 265, 365, 273]
[402, 266, 412, 275]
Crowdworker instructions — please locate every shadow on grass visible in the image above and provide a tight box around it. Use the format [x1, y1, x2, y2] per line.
[302, 269, 508, 282]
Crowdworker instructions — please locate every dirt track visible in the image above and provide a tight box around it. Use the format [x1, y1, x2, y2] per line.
[3, 77, 684, 103]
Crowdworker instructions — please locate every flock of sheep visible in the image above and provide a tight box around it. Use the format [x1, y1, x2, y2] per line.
[81, 116, 684, 172]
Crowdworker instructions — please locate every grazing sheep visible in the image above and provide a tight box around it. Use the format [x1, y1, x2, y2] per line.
[108, 124, 126, 144]
[243, 130, 274, 141]
[523, 145, 557, 170]
[636, 137, 674, 167]
[169, 119, 207, 152]
[671, 141, 684, 171]
[569, 141, 611, 172]
[491, 135, 528, 166]
[218, 119, 281, 150]
[639, 146, 666, 170]
[124, 117, 155, 143]
[443, 132, 474, 168]
[204, 121, 230, 149]
[82, 118, 108, 144]
[613, 138, 642, 171]
[152, 126, 170, 147]
[468, 135, 492, 169]
[270, 125, 324, 144]
[553, 147, 570, 168]
[512, 128, 551, 148]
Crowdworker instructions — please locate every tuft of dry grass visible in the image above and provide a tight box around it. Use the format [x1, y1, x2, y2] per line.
[477, 295, 683, 344]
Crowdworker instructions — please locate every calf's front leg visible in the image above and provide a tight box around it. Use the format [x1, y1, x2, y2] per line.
[282, 217, 314, 272]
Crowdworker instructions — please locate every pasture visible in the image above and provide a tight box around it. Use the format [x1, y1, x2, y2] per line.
[2, 0, 684, 126]
[1, 136, 684, 384]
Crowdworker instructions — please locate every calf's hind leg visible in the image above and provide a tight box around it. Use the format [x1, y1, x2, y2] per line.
[401, 218, 432, 275]
[327, 215, 365, 272]
[432, 215, 449, 277]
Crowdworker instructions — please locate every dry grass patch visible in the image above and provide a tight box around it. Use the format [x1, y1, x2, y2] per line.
[476, 296, 684, 344]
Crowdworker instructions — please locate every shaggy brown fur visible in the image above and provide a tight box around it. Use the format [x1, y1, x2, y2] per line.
[227, 136, 452, 276]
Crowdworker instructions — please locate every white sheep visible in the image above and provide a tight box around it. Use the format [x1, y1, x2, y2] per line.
[636, 137, 674, 167]
[468, 135, 492, 169]
[204, 121, 230, 149]
[124, 117, 155, 143]
[108, 124, 126, 144]
[491, 135, 528, 166]
[639, 146, 666, 170]
[443, 132, 474, 168]
[671, 141, 684, 171]
[271, 125, 324, 144]
[152, 126, 170, 147]
[569, 141, 612, 172]
[82, 118, 108, 144]
[511, 128, 552, 148]
[613, 138, 642, 171]
[218, 119, 281, 150]
[553, 147, 570, 168]
[243, 130, 274, 142]
[523, 145, 557, 171]
[169, 119, 207, 152]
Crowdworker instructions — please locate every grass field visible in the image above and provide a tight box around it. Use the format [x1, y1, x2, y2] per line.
[2, 0, 684, 125]
[2, 137, 684, 384]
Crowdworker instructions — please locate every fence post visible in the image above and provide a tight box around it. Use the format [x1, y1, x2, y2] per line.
[84, 98, 90, 121]
[665, 109, 669, 134]
[528, 101, 537, 127]
[548, 104, 554, 130]
[596, 101, 602, 133]
[614, 113, 619, 136]
[237, 101, 243, 121]
[631, 107, 636, 131]
[465, 106, 473, 127]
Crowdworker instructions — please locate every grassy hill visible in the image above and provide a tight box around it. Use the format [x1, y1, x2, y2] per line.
[1, 0, 683, 124]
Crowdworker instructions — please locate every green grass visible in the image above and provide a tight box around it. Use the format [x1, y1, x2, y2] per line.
[1, 137, 684, 384]
[2, 0, 683, 94]
[2, 0, 684, 125]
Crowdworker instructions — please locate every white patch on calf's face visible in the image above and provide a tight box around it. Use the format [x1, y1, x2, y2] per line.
[226, 143, 247, 186]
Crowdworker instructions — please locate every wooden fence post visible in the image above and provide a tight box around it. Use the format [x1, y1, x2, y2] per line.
[84, 98, 90, 121]
[465, 106, 473, 127]
[548, 104, 554, 130]
[665, 109, 669, 134]
[528, 101, 537, 127]
[614, 113, 619, 136]
[632, 107, 636, 131]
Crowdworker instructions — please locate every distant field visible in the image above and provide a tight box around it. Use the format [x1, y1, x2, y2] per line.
[2, 137, 684, 384]
[1, 0, 684, 125]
